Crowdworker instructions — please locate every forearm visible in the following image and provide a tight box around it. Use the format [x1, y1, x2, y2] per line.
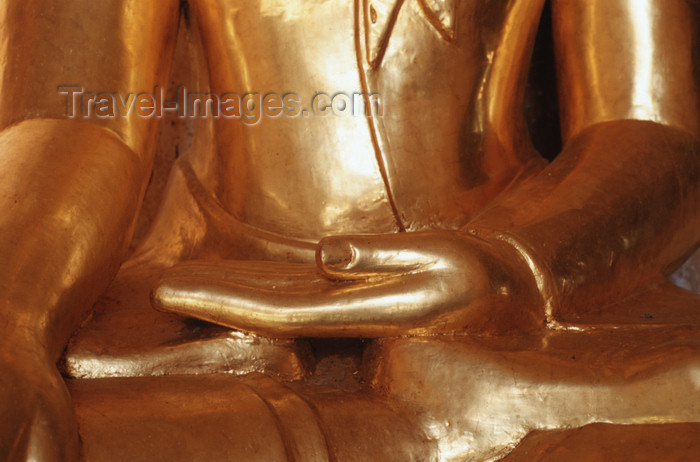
[0, 119, 147, 361]
[467, 0, 700, 316]
[467, 120, 700, 314]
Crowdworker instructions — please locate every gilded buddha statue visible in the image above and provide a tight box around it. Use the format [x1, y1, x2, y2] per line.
[0, 0, 699, 460]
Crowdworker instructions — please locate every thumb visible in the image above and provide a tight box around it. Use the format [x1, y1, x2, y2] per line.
[316, 233, 439, 280]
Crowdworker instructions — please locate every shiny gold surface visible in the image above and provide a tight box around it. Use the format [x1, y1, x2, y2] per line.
[69, 371, 434, 461]
[370, 325, 700, 460]
[0, 0, 698, 460]
[502, 423, 700, 461]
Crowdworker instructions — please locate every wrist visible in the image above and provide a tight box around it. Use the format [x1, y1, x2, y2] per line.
[461, 227, 554, 323]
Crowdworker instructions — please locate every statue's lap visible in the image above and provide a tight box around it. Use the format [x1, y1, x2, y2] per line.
[61, 136, 700, 459]
[61, 160, 700, 458]
[64, 257, 700, 460]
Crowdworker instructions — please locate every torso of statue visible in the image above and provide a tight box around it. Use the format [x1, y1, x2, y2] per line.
[185, 0, 544, 241]
[65, 0, 549, 381]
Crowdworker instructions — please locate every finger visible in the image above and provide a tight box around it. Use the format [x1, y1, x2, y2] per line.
[158, 259, 324, 289]
[152, 266, 461, 337]
[316, 234, 443, 280]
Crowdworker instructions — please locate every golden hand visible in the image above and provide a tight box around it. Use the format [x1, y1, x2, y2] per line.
[152, 232, 542, 337]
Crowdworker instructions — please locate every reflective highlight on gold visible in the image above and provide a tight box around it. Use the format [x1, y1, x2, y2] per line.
[0, 0, 698, 460]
